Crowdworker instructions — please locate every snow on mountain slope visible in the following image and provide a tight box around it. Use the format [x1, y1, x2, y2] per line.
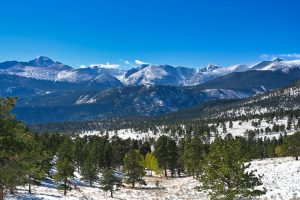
[75, 95, 97, 104]
[0, 56, 72, 81]
[205, 81, 300, 119]
[251, 58, 300, 72]
[2, 56, 300, 87]
[55, 67, 125, 84]
[4, 66, 63, 81]
[202, 89, 252, 99]
[198, 64, 222, 72]
[261, 60, 300, 72]
[123, 63, 249, 86]
[0, 57, 126, 85]
[250, 60, 273, 70]
[92, 66, 126, 81]
[124, 65, 196, 86]
[185, 64, 248, 85]
[56, 70, 91, 82]
[55, 68, 99, 82]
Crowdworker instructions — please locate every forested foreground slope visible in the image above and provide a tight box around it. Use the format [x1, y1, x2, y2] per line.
[1, 97, 300, 200]
[5, 157, 299, 200]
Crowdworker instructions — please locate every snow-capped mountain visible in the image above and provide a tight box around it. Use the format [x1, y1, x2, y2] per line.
[55, 67, 98, 82]
[250, 58, 300, 71]
[2, 56, 300, 87]
[89, 74, 123, 87]
[185, 64, 248, 85]
[91, 65, 126, 81]
[199, 64, 222, 72]
[124, 65, 196, 86]
[0, 57, 231, 85]
[122, 58, 300, 86]
[0, 56, 125, 84]
[0, 56, 72, 81]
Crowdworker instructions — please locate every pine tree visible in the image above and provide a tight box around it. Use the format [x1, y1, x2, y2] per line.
[222, 122, 227, 133]
[183, 136, 203, 178]
[297, 119, 300, 130]
[101, 169, 122, 198]
[110, 136, 125, 168]
[229, 121, 233, 129]
[22, 142, 46, 194]
[283, 132, 300, 160]
[154, 136, 169, 177]
[54, 158, 74, 195]
[81, 154, 98, 186]
[198, 137, 266, 200]
[287, 118, 292, 131]
[140, 141, 152, 157]
[167, 139, 178, 177]
[0, 97, 17, 199]
[154, 136, 179, 177]
[104, 142, 113, 169]
[54, 137, 75, 195]
[37, 133, 62, 177]
[73, 137, 86, 172]
[123, 149, 145, 188]
[0, 98, 40, 199]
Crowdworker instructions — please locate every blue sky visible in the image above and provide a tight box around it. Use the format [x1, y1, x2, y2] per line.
[0, 0, 299, 69]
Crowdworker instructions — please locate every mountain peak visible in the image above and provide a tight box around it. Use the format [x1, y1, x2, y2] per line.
[199, 64, 221, 72]
[207, 64, 221, 70]
[273, 57, 284, 62]
[250, 60, 273, 70]
[29, 56, 55, 67]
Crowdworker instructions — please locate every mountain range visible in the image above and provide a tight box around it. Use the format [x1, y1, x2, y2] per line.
[1, 56, 300, 123]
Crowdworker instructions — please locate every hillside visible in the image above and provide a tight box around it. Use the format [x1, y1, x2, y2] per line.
[165, 80, 300, 121]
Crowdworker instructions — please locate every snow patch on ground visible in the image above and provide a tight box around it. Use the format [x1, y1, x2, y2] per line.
[75, 95, 96, 104]
[250, 157, 300, 200]
[203, 89, 251, 99]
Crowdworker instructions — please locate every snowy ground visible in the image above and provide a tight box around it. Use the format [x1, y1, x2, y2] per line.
[7, 175, 206, 200]
[80, 127, 170, 141]
[210, 118, 297, 140]
[6, 157, 300, 200]
[80, 117, 298, 142]
[250, 157, 300, 200]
